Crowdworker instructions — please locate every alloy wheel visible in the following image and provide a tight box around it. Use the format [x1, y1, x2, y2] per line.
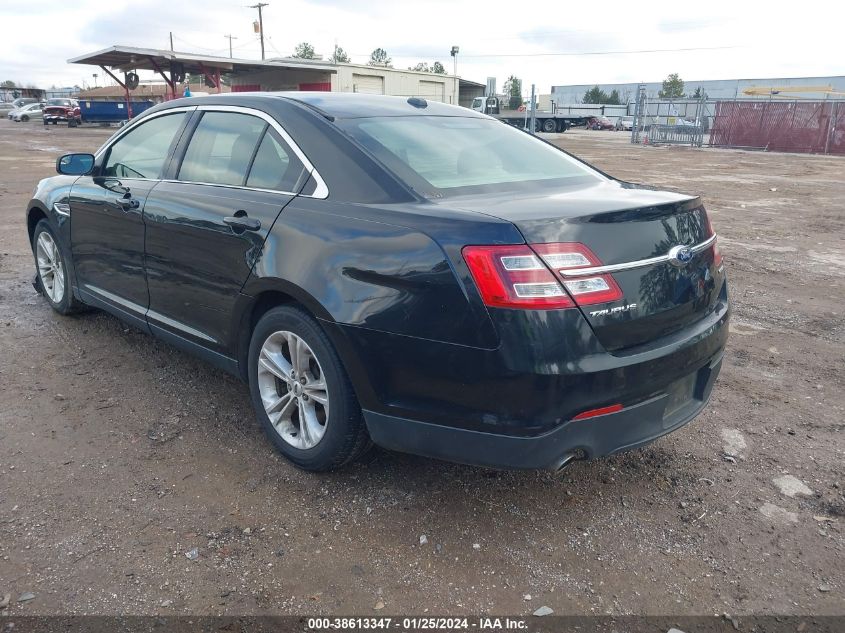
[257, 330, 330, 449]
[36, 231, 65, 304]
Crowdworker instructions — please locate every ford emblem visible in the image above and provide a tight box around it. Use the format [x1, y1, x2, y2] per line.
[668, 245, 694, 267]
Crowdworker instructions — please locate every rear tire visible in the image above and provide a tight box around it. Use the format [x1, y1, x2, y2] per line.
[248, 305, 370, 471]
[542, 118, 557, 133]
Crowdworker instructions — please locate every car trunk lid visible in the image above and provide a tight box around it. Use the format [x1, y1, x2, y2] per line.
[447, 181, 724, 351]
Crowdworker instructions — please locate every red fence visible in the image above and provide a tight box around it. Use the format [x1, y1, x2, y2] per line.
[709, 100, 845, 155]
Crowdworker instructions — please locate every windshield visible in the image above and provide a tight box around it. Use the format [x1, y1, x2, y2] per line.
[47, 99, 71, 106]
[339, 116, 602, 197]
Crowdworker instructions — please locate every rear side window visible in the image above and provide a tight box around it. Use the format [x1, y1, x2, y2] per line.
[102, 112, 187, 179]
[245, 130, 305, 192]
[178, 112, 265, 186]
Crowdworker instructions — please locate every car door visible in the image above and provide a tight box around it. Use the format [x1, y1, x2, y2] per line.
[69, 109, 192, 327]
[142, 107, 311, 357]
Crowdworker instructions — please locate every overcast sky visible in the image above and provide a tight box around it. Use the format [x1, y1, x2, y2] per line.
[2, 0, 842, 94]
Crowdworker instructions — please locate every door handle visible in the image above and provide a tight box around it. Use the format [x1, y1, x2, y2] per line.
[223, 215, 261, 232]
[118, 197, 140, 210]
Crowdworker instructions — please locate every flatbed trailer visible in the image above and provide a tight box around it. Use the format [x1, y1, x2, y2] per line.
[493, 111, 591, 133]
[470, 96, 596, 133]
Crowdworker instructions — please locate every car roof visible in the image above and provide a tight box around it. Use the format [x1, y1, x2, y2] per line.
[168, 92, 487, 120]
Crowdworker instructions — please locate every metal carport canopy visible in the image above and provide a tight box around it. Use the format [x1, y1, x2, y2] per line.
[68, 45, 338, 77]
[68, 45, 338, 116]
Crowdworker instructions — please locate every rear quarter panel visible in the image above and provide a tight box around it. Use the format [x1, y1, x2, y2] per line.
[242, 197, 526, 350]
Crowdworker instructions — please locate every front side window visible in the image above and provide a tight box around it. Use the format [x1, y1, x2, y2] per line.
[178, 112, 266, 186]
[339, 116, 603, 197]
[102, 112, 187, 179]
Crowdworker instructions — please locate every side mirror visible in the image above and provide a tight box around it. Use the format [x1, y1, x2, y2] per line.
[56, 153, 94, 176]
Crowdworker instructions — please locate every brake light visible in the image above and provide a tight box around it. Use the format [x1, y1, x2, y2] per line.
[702, 210, 722, 267]
[532, 242, 623, 306]
[712, 237, 723, 267]
[462, 244, 575, 309]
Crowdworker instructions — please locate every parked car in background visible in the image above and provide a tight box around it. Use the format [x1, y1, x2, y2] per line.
[26, 93, 728, 473]
[10, 102, 43, 122]
[616, 116, 635, 131]
[43, 98, 82, 127]
[673, 118, 698, 127]
[587, 116, 615, 130]
[1, 97, 40, 117]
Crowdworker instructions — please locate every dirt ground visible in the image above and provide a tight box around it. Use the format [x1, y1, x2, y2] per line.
[0, 120, 842, 617]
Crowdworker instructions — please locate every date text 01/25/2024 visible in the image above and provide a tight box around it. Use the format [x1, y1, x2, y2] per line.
[307, 617, 529, 631]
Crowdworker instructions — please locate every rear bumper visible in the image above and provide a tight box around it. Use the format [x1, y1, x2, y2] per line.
[364, 352, 723, 470]
[324, 276, 729, 470]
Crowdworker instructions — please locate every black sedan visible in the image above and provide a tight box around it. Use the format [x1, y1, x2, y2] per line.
[26, 93, 729, 472]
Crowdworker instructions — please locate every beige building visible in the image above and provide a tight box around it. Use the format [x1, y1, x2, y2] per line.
[231, 61, 463, 105]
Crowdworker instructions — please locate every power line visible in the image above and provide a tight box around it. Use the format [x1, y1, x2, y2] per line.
[456, 45, 739, 58]
[345, 44, 737, 61]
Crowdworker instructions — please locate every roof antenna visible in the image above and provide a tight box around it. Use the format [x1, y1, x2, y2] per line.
[407, 97, 428, 109]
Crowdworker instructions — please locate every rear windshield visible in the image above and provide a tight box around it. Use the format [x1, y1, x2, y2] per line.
[338, 116, 602, 197]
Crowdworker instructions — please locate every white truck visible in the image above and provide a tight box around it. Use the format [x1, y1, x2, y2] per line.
[470, 96, 629, 133]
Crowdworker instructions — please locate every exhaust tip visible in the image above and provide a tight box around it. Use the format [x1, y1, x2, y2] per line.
[550, 449, 587, 474]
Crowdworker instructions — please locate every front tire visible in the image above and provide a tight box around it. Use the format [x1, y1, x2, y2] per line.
[248, 306, 370, 471]
[21, 115, 29, 122]
[33, 220, 80, 315]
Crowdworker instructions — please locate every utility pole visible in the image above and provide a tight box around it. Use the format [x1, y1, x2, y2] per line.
[224, 34, 238, 58]
[169, 31, 174, 51]
[450, 46, 459, 105]
[250, 3, 269, 60]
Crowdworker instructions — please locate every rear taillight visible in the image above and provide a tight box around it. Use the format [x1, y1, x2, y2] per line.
[462, 245, 575, 309]
[703, 210, 723, 267]
[532, 242, 623, 306]
[712, 237, 723, 267]
[462, 242, 623, 310]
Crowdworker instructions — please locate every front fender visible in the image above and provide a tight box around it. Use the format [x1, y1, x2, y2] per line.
[27, 175, 80, 290]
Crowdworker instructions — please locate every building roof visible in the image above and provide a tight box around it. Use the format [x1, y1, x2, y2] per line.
[458, 78, 485, 89]
[68, 45, 338, 75]
[69, 45, 480, 83]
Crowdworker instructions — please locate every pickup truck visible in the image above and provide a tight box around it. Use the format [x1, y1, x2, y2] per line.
[42, 98, 82, 127]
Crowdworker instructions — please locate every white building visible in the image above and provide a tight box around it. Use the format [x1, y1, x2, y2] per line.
[551, 75, 845, 104]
